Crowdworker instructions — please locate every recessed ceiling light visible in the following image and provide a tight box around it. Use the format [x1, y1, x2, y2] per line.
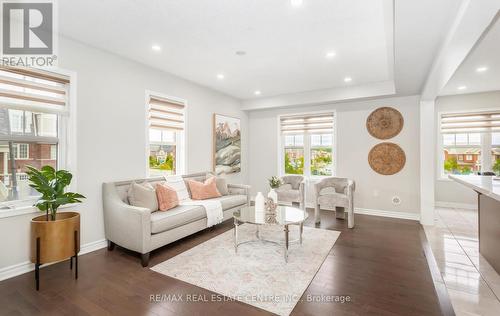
[457, 85, 467, 90]
[216, 73, 225, 80]
[325, 51, 336, 59]
[151, 45, 161, 52]
[254, 90, 261, 96]
[476, 66, 488, 73]
[291, 0, 303, 7]
[344, 77, 352, 83]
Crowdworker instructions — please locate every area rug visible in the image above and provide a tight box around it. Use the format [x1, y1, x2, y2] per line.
[151, 224, 340, 316]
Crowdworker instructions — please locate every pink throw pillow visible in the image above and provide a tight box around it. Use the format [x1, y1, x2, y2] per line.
[187, 177, 222, 200]
[156, 182, 179, 211]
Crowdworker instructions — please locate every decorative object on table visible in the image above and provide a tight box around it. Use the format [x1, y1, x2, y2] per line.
[213, 114, 241, 175]
[368, 142, 406, 175]
[313, 177, 356, 228]
[366, 107, 404, 139]
[264, 197, 278, 215]
[255, 192, 265, 212]
[26, 165, 86, 291]
[267, 176, 281, 203]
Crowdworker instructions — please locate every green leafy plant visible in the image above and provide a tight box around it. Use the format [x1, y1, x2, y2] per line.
[494, 159, 500, 175]
[25, 166, 86, 221]
[268, 176, 282, 189]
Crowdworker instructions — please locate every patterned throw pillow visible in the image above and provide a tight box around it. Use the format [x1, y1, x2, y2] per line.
[187, 176, 222, 200]
[156, 182, 179, 211]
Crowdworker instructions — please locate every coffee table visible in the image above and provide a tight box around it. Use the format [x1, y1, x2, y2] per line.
[233, 205, 308, 262]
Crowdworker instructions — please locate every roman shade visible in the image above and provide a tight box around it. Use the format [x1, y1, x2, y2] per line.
[280, 113, 334, 134]
[148, 96, 185, 131]
[440, 110, 500, 133]
[0, 66, 69, 113]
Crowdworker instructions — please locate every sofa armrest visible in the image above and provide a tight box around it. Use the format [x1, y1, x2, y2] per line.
[227, 183, 251, 206]
[102, 183, 152, 254]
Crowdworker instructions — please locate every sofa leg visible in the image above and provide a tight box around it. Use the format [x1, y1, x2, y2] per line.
[107, 240, 115, 251]
[141, 253, 150, 267]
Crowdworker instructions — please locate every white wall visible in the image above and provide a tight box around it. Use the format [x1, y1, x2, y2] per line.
[434, 91, 500, 206]
[248, 95, 421, 215]
[0, 37, 247, 271]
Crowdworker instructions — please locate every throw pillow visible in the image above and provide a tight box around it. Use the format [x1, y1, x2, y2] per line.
[215, 177, 229, 195]
[187, 176, 222, 200]
[156, 182, 179, 211]
[127, 181, 158, 211]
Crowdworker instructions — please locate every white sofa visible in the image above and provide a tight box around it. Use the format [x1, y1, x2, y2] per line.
[102, 172, 250, 266]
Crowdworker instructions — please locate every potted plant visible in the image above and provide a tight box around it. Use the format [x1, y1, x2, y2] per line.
[26, 165, 85, 290]
[267, 176, 282, 203]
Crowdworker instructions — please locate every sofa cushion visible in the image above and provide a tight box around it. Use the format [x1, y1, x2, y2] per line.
[209, 194, 247, 210]
[151, 205, 206, 233]
[128, 182, 158, 211]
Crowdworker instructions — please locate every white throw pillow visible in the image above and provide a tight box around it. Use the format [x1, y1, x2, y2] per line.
[165, 175, 190, 201]
[127, 181, 158, 211]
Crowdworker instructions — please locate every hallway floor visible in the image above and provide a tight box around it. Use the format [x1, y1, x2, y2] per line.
[425, 207, 500, 315]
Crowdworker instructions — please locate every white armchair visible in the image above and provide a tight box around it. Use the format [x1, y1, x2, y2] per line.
[276, 175, 305, 209]
[313, 177, 355, 228]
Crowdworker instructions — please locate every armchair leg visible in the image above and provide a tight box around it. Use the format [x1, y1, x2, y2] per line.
[348, 209, 355, 229]
[141, 252, 150, 267]
[107, 240, 115, 251]
[314, 205, 321, 224]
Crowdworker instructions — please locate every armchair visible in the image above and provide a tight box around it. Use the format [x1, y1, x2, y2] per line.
[314, 177, 355, 228]
[276, 175, 305, 209]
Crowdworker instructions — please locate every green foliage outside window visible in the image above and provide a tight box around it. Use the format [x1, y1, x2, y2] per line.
[284, 151, 304, 174]
[444, 157, 472, 175]
[149, 154, 175, 172]
[311, 147, 332, 176]
[493, 159, 500, 175]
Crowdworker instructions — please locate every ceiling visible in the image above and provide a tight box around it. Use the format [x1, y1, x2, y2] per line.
[440, 16, 500, 96]
[58, 0, 462, 102]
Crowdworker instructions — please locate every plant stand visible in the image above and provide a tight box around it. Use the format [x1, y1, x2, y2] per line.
[31, 212, 80, 291]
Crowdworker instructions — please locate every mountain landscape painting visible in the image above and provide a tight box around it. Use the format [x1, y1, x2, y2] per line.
[213, 114, 241, 174]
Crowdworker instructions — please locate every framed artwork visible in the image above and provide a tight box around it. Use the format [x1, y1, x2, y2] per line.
[213, 114, 241, 174]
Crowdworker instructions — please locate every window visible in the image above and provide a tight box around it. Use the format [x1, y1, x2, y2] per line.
[440, 111, 500, 177]
[147, 93, 185, 176]
[280, 112, 334, 177]
[493, 133, 500, 174]
[0, 66, 69, 208]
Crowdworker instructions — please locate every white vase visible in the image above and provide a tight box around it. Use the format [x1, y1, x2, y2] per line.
[268, 189, 278, 203]
[255, 192, 265, 212]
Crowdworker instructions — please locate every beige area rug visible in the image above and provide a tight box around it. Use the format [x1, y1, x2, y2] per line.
[151, 224, 340, 316]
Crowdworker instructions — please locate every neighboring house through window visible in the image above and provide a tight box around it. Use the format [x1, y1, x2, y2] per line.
[439, 110, 500, 177]
[146, 92, 186, 176]
[0, 66, 71, 208]
[279, 112, 335, 177]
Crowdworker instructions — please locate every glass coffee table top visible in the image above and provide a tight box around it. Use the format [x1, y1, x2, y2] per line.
[233, 205, 308, 226]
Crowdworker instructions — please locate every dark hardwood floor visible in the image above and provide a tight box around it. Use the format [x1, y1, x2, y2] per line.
[0, 211, 443, 316]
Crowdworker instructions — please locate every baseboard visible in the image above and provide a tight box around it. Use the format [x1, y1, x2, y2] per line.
[435, 201, 477, 210]
[0, 239, 107, 282]
[354, 208, 420, 221]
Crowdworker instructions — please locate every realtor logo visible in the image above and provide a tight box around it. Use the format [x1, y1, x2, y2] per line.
[2, 1, 53, 55]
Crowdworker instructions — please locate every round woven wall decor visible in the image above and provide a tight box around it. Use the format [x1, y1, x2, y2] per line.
[366, 107, 404, 139]
[368, 142, 406, 175]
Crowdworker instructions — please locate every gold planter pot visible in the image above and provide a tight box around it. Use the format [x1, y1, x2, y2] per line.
[30, 212, 80, 290]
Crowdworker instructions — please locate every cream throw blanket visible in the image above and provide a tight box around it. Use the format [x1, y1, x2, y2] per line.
[165, 175, 223, 227]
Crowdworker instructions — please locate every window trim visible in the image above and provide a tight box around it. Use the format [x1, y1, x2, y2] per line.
[277, 109, 337, 179]
[0, 67, 77, 217]
[145, 90, 187, 177]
